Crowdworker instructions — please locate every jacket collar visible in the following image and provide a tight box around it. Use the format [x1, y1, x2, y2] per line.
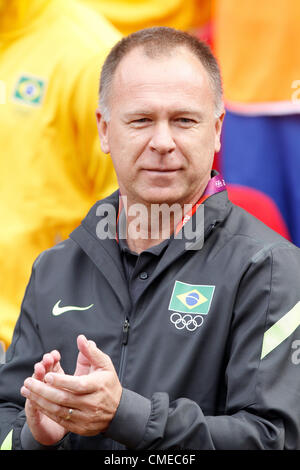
[70, 191, 130, 310]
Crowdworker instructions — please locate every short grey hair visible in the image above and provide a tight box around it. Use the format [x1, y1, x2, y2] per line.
[99, 26, 223, 121]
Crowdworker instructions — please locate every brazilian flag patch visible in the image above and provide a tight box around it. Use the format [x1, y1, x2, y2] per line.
[169, 281, 215, 315]
[13, 75, 46, 106]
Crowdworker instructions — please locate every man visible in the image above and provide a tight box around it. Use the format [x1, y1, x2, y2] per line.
[0, 0, 120, 348]
[0, 27, 300, 450]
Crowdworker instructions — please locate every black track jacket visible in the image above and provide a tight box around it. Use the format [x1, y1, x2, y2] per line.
[0, 188, 300, 450]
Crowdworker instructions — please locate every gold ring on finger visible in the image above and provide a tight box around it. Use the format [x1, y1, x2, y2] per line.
[65, 408, 73, 420]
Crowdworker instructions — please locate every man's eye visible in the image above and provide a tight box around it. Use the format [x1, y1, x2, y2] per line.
[132, 118, 151, 124]
[176, 118, 194, 124]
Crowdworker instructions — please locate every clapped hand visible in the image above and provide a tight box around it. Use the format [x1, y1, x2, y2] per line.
[21, 349, 67, 446]
[21, 335, 122, 440]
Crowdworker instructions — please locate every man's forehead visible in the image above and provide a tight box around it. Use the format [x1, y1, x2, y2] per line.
[119, 44, 192, 61]
[112, 45, 210, 90]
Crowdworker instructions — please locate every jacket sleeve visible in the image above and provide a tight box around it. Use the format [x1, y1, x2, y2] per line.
[0, 266, 44, 450]
[105, 242, 300, 450]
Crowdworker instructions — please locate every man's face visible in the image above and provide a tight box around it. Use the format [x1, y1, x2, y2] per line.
[97, 46, 224, 207]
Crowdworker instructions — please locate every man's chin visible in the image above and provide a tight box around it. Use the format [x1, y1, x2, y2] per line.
[139, 192, 186, 207]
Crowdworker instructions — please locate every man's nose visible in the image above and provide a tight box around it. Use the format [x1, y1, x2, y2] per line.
[149, 122, 176, 154]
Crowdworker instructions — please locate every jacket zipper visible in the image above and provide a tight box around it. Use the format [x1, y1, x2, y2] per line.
[111, 317, 130, 450]
[205, 221, 218, 240]
[119, 317, 130, 381]
[122, 317, 130, 346]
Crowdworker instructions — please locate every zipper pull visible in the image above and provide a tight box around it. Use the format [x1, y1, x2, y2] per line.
[122, 318, 130, 345]
[204, 221, 218, 240]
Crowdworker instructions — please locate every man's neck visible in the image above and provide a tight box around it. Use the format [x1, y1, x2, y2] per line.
[126, 210, 177, 253]
[121, 189, 207, 254]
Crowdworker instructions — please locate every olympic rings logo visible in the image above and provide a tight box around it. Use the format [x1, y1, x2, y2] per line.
[170, 312, 204, 331]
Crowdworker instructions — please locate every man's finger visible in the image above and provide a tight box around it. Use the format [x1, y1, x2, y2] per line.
[74, 336, 92, 376]
[23, 375, 96, 408]
[22, 386, 63, 416]
[33, 362, 46, 381]
[76, 334, 112, 371]
[44, 371, 97, 394]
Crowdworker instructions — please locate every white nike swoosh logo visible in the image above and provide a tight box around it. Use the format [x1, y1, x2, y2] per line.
[52, 300, 94, 316]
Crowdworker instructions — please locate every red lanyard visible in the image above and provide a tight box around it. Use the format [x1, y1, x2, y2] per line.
[175, 174, 226, 235]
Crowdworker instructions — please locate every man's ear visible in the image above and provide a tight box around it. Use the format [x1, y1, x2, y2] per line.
[95, 109, 110, 154]
[214, 110, 225, 154]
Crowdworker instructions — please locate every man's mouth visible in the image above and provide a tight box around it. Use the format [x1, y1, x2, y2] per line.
[142, 168, 180, 173]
